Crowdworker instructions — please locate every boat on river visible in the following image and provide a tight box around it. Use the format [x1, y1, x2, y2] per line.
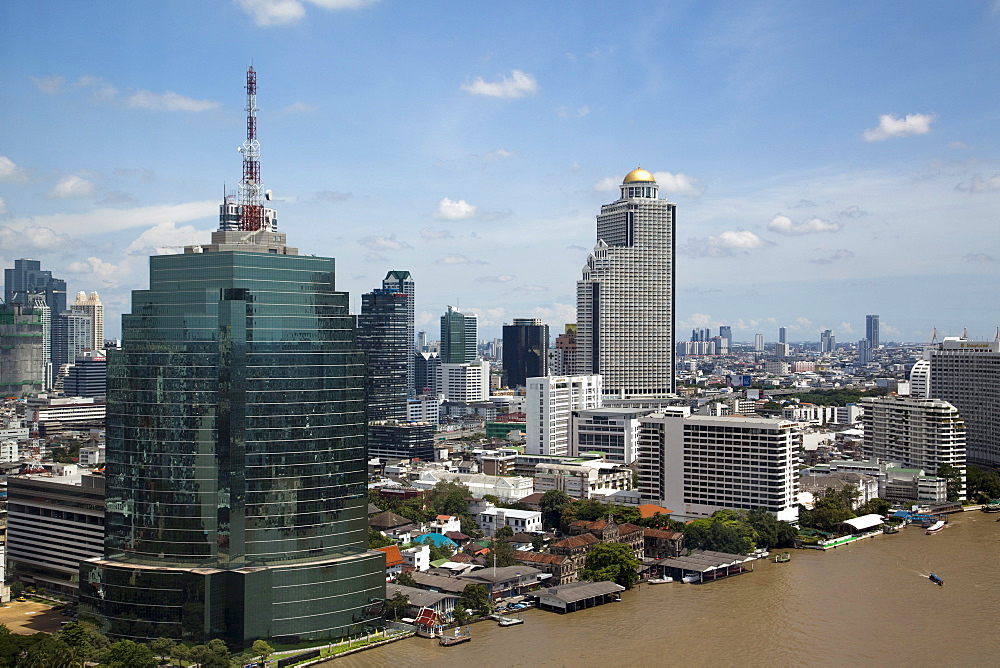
[928, 573, 944, 586]
[647, 577, 673, 584]
[883, 525, 899, 534]
[774, 552, 791, 563]
[498, 615, 524, 627]
[926, 521, 946, 534]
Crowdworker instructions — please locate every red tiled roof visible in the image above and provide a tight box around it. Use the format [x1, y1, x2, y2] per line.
[514, 551, 567, 565]
[644, 528, 683, 540]
[375, 545, 404, 568]
[637, 503, 674, 518]
[551, 533, 599, 549]
[413, 607, 439, 626]
[436, 515, 455, 521]
[450, 553, 475, 563]
[617, 523, 643, 535]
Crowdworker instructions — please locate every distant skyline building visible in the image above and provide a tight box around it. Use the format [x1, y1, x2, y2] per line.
[53, 311, 92, 369]
[440, 305, 478, 364]
[575, 168, 675, 398]
[382, 271, 416, 397]
[64, 349, 107, 398]
[924, 337, 1000, 466]
[438, 360, 490, 402]
[719, 325, 732, 349]
[0, 303, 46, 398]
[754, 333, 764, 352]
[502, 318, 549, 388]
[779, 327, 786, 344]
[72, 291, 104, 352]
[866, 314, 880, 349]
[414, 351, 440, 396]
[357, 287, 409, 422]
[857, 339, 872, 365]
[5, 258, 66, 369]
[549, 324, 577, 376]
[820, 329, 836, 353]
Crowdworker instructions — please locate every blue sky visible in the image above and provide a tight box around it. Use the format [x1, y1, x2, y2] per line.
[2, 1, 1000, 344]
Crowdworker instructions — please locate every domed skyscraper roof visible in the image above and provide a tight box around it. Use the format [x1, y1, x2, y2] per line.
[623, 167, 656, 183]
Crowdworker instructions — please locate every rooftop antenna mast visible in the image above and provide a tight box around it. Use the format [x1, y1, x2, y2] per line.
[239, 66, 264, 232]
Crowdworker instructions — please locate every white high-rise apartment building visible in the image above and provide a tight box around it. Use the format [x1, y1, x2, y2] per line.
[754, 334, 764, 352]
[576, 168, 674, 399]
[638, 412, 800, 522]
[861, 395, 966, 499]
[924, 336, 1000, 466]
[71, 291, 104, 351]
[526, 374, 602, 456]
[438, 361, 490, 402]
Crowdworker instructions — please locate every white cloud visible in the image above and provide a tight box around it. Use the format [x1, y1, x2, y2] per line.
[0, 198, 6, 216]
[839, 322, 855, 335]
[48, 175, 96, 199]
[652, 171, 704, 196]
[863, 113, 934, 141]
[437, 254, 472, 265]
[810, 249, 854, 265]
[0, 156, 24, 182]
[127, 90, 220, 112]
[281, 101, 316, 113]
[32, 76, 64, 94]
[364, 251, 387, 263]
[956, 175, 1000, 193]
[683, 230, 767, 257]
[476, 274, 515, 283]
[420, 227, 454, 240]
[461, 70, 539, 98]
[125, 222, 209, 256]
[768, 214, 841, 236]
[0, 225, 74, 250]
[964, 252, 996, 263]
[74, 76, 119, 101]
[434, 197, 477, 220]
[5, 200, 217, 235]
[680, 313, 720, 331]
[358, 235, 411, 251]
[484, 149, 514, 164]
[66, 256, 120, 288]
[592, 177, 618, 192]
[236, 0, 379, 26]
[529, 303, 575, 325]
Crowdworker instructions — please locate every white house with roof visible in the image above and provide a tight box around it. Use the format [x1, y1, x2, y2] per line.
[410, 470, 534, 502]
[477, 507, 542, 537]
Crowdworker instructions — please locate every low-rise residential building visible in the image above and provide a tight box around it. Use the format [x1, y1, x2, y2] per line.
[643, 528, 685, 559]
[386, 583, 458, 621]
[410, 470, 534, 502]
[375, 545, 404, 580]
[428, 515, 462, 535]
[477, 507, 542, 537]
[514, 551, 574, 585]
[401, 544, 431, 572]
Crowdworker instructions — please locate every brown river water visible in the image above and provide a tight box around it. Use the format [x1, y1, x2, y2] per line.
[335, 511, 999, 667]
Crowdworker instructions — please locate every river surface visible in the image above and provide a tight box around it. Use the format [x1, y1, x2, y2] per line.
[336, 511, 999, 667]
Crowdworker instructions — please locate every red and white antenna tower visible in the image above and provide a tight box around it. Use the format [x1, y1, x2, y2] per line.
[239, 66, 264, 231]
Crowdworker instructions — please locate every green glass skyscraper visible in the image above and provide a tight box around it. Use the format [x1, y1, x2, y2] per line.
[80, 226, 385, 646]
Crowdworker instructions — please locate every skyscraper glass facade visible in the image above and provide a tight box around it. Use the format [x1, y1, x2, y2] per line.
[80, 246, 384, 646]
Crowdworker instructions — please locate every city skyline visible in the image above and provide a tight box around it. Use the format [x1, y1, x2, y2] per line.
[2, 3, 1000, 342]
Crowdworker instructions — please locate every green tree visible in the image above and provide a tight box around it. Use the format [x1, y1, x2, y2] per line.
[368, 529, 395, 549]
[746, 508, 797, 550]
[395, 571, 416, 587]
[9, 581, 24, 598]
[251, 639, 274, 665]
[384, 591, 410, 620]
[936, 464, 964, 502]
[579, 542, 640, 589]
[149, 637, 176, 666]
[426, 481, 472, 516]
[857, 497, 891, 516]
[103, 639, 157, 668]
[531, 534, 547, 552]
[495, 525, 514, 538]
[488, 535, 518, 567]
[458, 583, 494, 615]
[967, 465, 1000, 502]
[419, 537, 454, 561]
[368, 487, 389, 510]
[539, 490, 572, 530]
[799, 487, 856, 533]
[58, 622, 109, 663]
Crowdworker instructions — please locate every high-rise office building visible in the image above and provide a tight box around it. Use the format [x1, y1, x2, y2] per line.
[857, 339, 872, 365]
[820, 329, 836, 353]
[72, 291, 105, 352]
[924, 337, 1000, 465]
[549, 325, 578, 376]
[719, 326, 732, 350]
[754, 333, 764, 352]
[866, 314, 880, 349]
[0, 303, 46, 398]
[779, 327, 786, 344]
[64, 349, 107, 398]
[5, 258, 66, 369]
[503, 318, 549, 388]
[438, 361, 490, 402]
[357, 288, 409, 421]
[382, 271, 415, 397]
[79, 68, 383, 647]
[576, 168, 675, 398]
[861, 395, 965, 499]
[53, 311, 92, 369]
[414, 351, 441, 396]
[440, 305, 477, 364]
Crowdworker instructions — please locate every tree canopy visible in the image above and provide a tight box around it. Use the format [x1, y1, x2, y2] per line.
[580, 542, 640, 589]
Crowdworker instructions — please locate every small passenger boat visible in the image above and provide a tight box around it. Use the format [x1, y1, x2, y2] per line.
[774, 552, 791, 563]
[647, 577, 673, 584]
[928, 573, 944, 586]
[926, 521, 946, 534]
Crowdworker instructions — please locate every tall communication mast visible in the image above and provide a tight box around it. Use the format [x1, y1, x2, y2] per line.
[239, 66, 264, 231]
